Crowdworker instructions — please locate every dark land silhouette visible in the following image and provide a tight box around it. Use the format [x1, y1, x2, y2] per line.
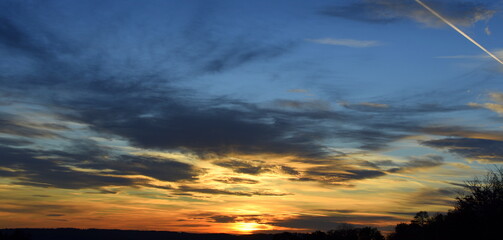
[2, 168, 502, 240]
[388, 168, 503, 240]
[0, 227, 384, 240]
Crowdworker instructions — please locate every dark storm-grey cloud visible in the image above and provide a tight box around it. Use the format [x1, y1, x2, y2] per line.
[293, 167, 387, 185]
[0, 149, 140, 189]
[82, 155, 202, 182]
[68, 93, 336, 158]
[0, 144, 200, 190]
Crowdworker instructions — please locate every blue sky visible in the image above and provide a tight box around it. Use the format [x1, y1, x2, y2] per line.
[1, 0, 503, 234]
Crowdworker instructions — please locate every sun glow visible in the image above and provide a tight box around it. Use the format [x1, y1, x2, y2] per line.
[233, 222, 269, 234]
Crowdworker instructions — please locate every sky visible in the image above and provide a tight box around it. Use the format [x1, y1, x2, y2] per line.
[1, 0, 503, 235]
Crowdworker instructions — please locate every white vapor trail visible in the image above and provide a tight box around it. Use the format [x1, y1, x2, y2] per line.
[415, 0, 503, 65]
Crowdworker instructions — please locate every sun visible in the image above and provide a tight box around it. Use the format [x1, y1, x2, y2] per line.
[233, 222, 268, 234]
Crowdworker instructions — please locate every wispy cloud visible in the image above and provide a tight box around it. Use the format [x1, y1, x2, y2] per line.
[468, 92, 503, 115]
[306, 38, 380, 48]
[415, 0, 503, 66]
[485, 26, 492, 35]
[436, 49, 503, 60]
[321, 0, 495, 27]
[387, 154, 445, 173]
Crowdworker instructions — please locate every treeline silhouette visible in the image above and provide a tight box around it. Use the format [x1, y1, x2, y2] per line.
[0, 227, 384, 240]
[271, 227, 384, 240]
[0, 228, 273, 240]
[2, 169, 501, 240]
[388, 168, 503, 240]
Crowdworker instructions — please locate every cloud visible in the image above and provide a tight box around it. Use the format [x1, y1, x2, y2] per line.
[65, 92, 341, 159]
[201, 45, 291, 73]
[422, 137, 503, 163]
[193, 213, 269, 225]
[1, 0, 489, 195]
[210, 215, 237, 223]
[437, 49, 503, 60]
[321, 0, 495, 27]
[0, 112, 67, 139]
[0, 0, 294, 90]
[333, 128, 407, 150]
[1, 6, 462, 170]
[0, 147, 139, 189]
[295, 167, 386, 185]
[341, 102, 470, 114]
[82, 155, 201, 182]
[176, 185, 290, 197]
[271, 99, 332, 112]
[407, 187, 459, 206]
[0, 137, 32, 146]
[214, 177, 259, 184]
[421, 125, 503, 141]
[0, 142, 201, 190]
[306, 38, 380, 48]
[339, 102, 390, 112]
[387, 154, 444, 173]
[214, 159, 299, 176]
[214, 160, 271, 175]
[46, 214, 65, 217]
[357, 102, 389, 108]
[490, 92, 503, 103]
[0, 17, 53, 60]
[0, 202, 83, 215]
[288, 89, 309, 93]
[485, 26, 491, 35]
[270, 214, 400, 231]
[469, 92, 503, 115]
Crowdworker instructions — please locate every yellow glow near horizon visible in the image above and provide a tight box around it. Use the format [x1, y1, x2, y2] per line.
[233, 222, 270, 234]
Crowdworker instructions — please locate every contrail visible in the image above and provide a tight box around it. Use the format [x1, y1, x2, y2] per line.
[415, 0, 503, 65]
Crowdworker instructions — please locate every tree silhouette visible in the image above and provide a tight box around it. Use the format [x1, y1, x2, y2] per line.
[310, 231, 327, 240]
[410, 211, 429, 226]
[356, 227, 384, 240]
[388, 168, 503, 240]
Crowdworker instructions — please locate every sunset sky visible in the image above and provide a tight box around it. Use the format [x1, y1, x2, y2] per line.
[1, 0, 503, 234]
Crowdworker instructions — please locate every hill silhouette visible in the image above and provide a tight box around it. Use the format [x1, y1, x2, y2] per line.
[0, 228, 274, 240]
[0, 227, 386, 240]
